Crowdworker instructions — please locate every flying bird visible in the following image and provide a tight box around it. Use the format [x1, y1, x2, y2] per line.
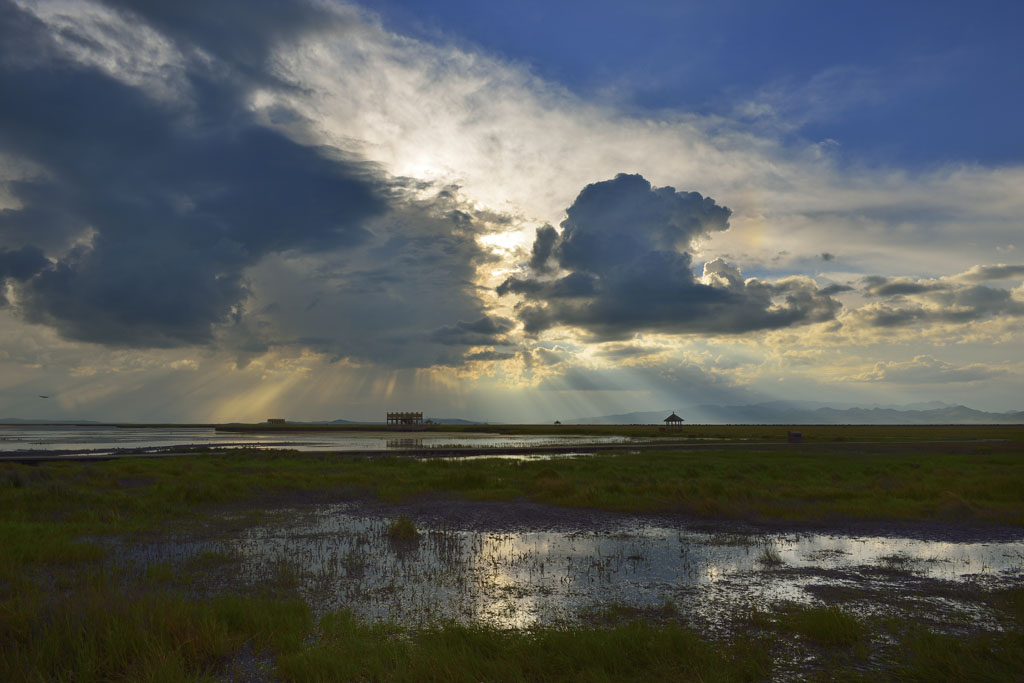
[38, 395, 49, 398]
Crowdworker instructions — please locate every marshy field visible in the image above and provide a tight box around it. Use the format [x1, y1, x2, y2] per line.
[2, 424, 1023, 681]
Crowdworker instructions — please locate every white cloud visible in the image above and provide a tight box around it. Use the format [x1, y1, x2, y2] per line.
[848, 355, 1007, 384]
[16, 0, 190, 104]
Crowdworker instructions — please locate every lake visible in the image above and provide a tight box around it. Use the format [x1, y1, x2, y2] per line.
[0, 425, 642, 456]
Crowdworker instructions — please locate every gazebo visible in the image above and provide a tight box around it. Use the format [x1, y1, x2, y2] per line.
[663, 412, 684, 429]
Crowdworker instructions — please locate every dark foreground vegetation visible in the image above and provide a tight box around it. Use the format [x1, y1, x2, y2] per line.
[2, 430, 1022, 680]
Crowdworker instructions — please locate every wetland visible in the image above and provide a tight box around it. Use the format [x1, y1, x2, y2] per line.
[2, 425, 1023, 680]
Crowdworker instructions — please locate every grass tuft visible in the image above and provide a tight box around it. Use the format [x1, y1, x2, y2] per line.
[758, 544, 784, 567]
[894, 628, 1024, 681]
[387, 515, 420, 541]
[776, 605, 866, 647]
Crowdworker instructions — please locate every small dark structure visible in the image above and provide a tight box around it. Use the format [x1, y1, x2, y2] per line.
[267, 418, 286, 425]
[387, 411, 423, 426]
[664, 412, 684, 429]
[554, 420, 562, 425]
[788, 430, 803, 443]
[387, 411, 424, 431]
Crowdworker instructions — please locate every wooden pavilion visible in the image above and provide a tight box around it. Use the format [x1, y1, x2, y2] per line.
[663, 412, 684, 429]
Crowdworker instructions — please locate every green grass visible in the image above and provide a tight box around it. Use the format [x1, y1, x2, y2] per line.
[774, 605, 867, 647]
[279, 613, 771, 682]
[387, 515, 421, 540]
[2, 437, 1022, 568]
[887, 626, 1024, 682]
[0, 577, 311, 682]
[4, 582, 1021, 681]
[1, 428, 1022, 680]
[0, 582, 770, 682]
[748, 604, 1024, 681]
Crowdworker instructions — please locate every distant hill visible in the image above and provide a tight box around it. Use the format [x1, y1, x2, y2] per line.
[562, 410, 671, 425]
[265, 417, 484, 426]
[565, 403, 1024, 425]
[0, 418, 104, 425]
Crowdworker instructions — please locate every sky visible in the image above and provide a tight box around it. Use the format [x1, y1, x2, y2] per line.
[1, 0, 1022, 423]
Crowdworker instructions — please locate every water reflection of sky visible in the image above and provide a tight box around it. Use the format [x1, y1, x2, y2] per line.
[123, 504, 1024, 630]
[0, 425, 640, 454]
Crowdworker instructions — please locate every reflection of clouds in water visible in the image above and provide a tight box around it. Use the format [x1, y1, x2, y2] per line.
[771, 535, 1022, 578]
[117, 505, 1024, 631]
[468, 534, 550, 628]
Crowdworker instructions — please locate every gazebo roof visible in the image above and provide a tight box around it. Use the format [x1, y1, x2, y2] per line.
[664, 412, 684, 423]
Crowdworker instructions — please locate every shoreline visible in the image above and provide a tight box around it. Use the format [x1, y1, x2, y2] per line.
[0, 435, 1011, 465]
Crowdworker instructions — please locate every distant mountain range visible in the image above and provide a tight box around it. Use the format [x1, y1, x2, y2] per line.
[0, 417, 483, 426]
[565, 402, 1024, 425]
[323, 418, 482, 425]
[5, 405, 1021, 426]
[225, 417, 483, 426]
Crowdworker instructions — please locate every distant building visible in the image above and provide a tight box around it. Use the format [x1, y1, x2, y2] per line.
[663, 412, 684, 429]
[554, 420, 562, 425]
[267, 418, 286, 424]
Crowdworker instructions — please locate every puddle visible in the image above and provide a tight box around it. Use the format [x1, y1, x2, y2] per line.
[116, 503, 1024, 632]
[437, 452, 603, 462]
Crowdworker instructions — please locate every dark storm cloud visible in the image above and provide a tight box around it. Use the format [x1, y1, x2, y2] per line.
[0, 246, 48, 282]
[0, 1, 388, 347]
[854, 283, 1024, 328]
[0, 188, 90, 254]
[429, 316, 515, 346]
[862, 276, 948, 297]
[528, 224, 558, 273]
[820, 283, 853, 295]
[230, 199, 506, 368]
[100, 0, 344, 91]
[0, 245, 49, 306]
[498, 174, 842, 339]
[594, 344, 662, 360]
[497, 271, 598, 298]
[853, 269, 1024, 329]
[462, 350, 517, 362]
[555, 174, 730, 273]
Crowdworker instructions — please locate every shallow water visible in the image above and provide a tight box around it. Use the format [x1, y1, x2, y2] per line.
[0, 425, 640, 455]
[121, 503, 1024, 631]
